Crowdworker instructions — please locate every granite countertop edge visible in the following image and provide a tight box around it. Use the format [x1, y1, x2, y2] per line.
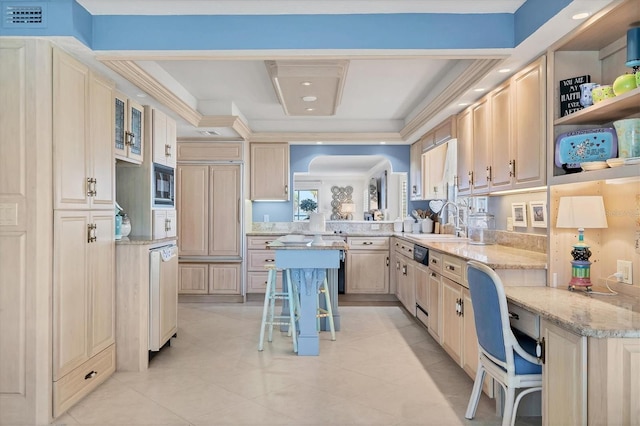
[505, 286, 640, 338]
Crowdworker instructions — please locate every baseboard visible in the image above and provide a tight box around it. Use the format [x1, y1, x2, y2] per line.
[178, 294, 244, 303]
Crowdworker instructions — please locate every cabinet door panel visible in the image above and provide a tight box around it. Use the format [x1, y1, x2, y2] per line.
[89, 213, 115, 356]
[152, 108, 168, 165]
[489, 83, 512, 190]
[177, 165, 209, 256]
[209, 263, 241, 294]
[178, 263, 208, 294]
[53, 211, 90, 379]
[53, 49, 90, 209]
[127, 100, 144, 162]
[455, 108, 472, 195]
[346, 251, 389, 294]
[471, 98, 490, 193]
[250, 143, 289, 201]
[209, 165, 240, 256]
[89, 73, 115, 209]
[165, 115, 177, 168]
[165, 209, 177, 238]
[512, 57, 545, 189]
[428, 271, 441, 342]
[441, 277, 462, 365]
[114, 93, 127, 158]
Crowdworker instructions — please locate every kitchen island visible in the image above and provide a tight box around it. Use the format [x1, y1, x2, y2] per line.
[268, 237, 348, 355]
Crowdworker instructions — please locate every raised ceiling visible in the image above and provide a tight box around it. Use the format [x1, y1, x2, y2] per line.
[68, 0, 617, 144]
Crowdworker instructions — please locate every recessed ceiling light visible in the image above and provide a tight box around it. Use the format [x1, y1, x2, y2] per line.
[302, 96, 317, 102]
[301, 81, 312, 86]
[458, 102, 470, 106]
[305, 108, 315, 112]
[316, 141, 323, 144]
[473, 88, 485, 92]
[498, 68, 511, 73]
[572, 12, 589, 20]
[136, 93, 147, 98]
[380, 141, 386, 145]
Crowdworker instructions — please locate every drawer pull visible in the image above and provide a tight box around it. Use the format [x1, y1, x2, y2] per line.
[362, 241, 373, 245]
[508, 311, 519, 320]
[84, 371, 97, 380]
[431, 259, 437, 264]
[536, 338, 545, 364]
[430, 272, 437, 278]
[446, 265, 455, 271]
[265, 259, 275, 263]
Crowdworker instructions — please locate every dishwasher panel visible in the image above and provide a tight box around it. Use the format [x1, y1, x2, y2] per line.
[149, 244, 178, 351]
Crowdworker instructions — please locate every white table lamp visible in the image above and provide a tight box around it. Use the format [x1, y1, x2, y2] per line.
[556, 196, 608, 291]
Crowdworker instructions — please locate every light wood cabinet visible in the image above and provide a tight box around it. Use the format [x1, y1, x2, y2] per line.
[178, 262, 241, 295]
[250, 142, 289, 201]
[246, 235, 284, 293]
[487, 82, 513, 191]
[541, 319, 587, 426]
[455, 107, 473, 195]
[149, 107, 177, 168]
[427, 268, 441, 342]
[346, 237, 390, 294]
[114, 92, 144, 164]
[177, 164, 241, 296]
[422, 142, 448, 199]
[152, 209, 177, 239]
[470, 97, 490, 193]
[177, 164, 240, 257]
[53, 49, 115, 210]
[393, 239, 415, 313]
[410, 141, 423, 200]
[440, 276, 463, 365]
[415, 264, 429, 316]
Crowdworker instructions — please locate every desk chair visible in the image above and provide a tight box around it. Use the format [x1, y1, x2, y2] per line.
[465, 260, 542, 426]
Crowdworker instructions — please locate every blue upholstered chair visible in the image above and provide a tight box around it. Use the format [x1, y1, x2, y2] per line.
[465, 260, 542, 426]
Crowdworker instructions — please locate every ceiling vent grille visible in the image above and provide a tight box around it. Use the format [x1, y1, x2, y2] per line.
[3, 3, 46, 28]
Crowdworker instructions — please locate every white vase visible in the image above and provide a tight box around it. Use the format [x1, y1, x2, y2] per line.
[308, 212, 326, 232]
[121, 215, 131, 237]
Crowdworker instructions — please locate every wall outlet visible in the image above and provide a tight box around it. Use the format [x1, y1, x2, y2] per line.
[371, 224, 380, 230]
[506, 217, 514, 231]
[263, 214, 269, 222]
[617, 260, 633, 285]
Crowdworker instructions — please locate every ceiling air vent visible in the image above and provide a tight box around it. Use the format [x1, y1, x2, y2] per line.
[3, 3, 47, 28]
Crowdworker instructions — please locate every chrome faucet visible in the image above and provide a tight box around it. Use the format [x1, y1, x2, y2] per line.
[438, 201, 465, 237]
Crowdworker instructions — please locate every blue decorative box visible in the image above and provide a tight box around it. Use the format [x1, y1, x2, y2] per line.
[555, 128, 618, 169]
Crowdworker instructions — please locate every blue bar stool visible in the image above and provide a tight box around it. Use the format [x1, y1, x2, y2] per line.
[257, 265, 298, 353]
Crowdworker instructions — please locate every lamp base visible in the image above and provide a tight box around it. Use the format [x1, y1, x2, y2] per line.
[567, 259, 592, 292]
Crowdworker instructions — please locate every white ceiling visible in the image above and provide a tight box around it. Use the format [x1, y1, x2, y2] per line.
[73, 0, 615, 145]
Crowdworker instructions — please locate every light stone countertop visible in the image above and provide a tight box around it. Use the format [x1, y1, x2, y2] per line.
[115, 236, 177, 246]
[505, 286, 640, 338]
[396, 234, 547, 270]
[267, 237, 349, 251]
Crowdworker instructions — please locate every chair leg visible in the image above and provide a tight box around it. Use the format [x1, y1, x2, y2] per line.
[502, 386, 516, 426]
[510, 387, 542, 426]
[465, 363, 486, 419]
[321, 278, 336, 341]
[258, 268, 275, 351]
[267, 275, 277, 343]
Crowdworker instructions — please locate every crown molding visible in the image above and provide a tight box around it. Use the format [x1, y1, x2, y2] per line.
[199, 115, 252, 140]
[400, 58, 503, 140]
[100, 59, 203, 126]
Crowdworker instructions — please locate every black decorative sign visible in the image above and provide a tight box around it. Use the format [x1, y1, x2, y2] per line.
[559, 75, 591, 117]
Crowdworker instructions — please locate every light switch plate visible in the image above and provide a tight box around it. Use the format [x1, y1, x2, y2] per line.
[507, 217, 514, 231]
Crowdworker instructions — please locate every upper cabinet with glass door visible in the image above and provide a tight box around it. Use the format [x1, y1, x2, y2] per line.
[114, 92, 144, 164]
[548, 0, 640, 185]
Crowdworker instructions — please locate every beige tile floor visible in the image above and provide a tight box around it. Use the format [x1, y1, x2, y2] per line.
[54, 302, 541, 426]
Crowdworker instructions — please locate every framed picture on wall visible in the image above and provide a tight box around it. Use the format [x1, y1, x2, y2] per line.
[511, 202, 527, 227]
[529, 201, 547, 228]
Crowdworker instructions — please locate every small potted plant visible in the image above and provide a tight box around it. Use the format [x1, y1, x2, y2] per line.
[300, 198, 318, 220]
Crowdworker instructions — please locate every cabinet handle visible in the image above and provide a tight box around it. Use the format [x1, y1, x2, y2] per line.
[453, 175, 458, 189]
[165, 218, 171, 232]
[468, 171, 474, 186]
[446, 265, 455, 271]
[508, 311, 519, 320]
[431, 258, 437, 264]
[386, 257, 389, 266]
[84, 370, 97, 380]
[536, 337, 545, 364]
[284, 184, 288, 195]
[86, 178, 97, 197]
[430, 272, 437, 278]
[87, 223, 97, 243]
[460, 299, 464, 316]
[165, 144, 172, 157]
[396, 261, 400, 270]
[362, 241, 373, 245]
[125, 131, 133, 146]
[265, 259, 275, 263]
[486, 165, 492, 182]
[402, 265, 407, 276]
[509, 159, 515, 177]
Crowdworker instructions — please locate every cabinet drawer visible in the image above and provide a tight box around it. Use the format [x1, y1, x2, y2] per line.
[429, 250, 442, 273]
[507, 303, 540, 339]
[441, 254, 463, 284]
[247, 236, 283, 250]
[393, 238, 413, 258]
[53, 344, 115, 418]
[348, 236, 389, 250]
[247, 271, 283, 293]
[248, 250, 277, 270]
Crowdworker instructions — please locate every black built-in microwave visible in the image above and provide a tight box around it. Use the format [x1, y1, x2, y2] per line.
[153, 163, 174, 207]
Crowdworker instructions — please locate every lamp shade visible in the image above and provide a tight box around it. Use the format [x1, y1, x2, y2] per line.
[341, 202, 355, 213]
[556, 196, 608, 229]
